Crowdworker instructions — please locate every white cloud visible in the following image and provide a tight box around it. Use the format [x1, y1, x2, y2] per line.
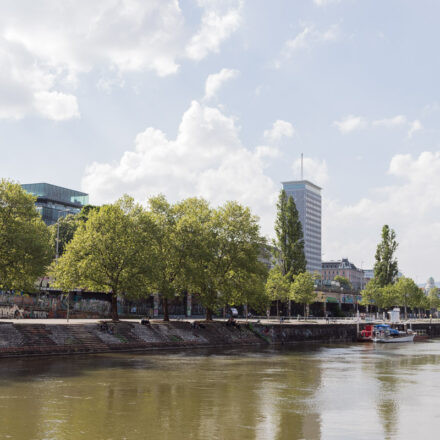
[186, 0, 243, 61]
[33, 91, 79, 121]
[82, 100, 279, 236]
[292, 157, 328, 186]
[333, 115, 367, 133]
[337, 114, 423, 138]
[276, 23, 340, 67]
[0, 0, 242, 120]
[324, 151, 440, 280]
[408, 119, 423, 138]
[255, 145, 281, 161]
[204, 68, 239, 100]
[263, 120, 295, 142]
[373, 115, 407, 128]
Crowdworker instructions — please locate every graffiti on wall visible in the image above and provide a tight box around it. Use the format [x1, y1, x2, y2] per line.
[0, 290, 111, 318]
[0, 304, 24, 319]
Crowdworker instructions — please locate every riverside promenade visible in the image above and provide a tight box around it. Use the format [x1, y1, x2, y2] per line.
[1, 318, 440, 358]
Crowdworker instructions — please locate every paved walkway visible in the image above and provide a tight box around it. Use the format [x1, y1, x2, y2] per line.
[2, 317, 438, 325]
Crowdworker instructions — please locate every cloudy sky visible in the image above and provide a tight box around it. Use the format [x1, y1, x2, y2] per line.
[1, 0, 439, 282]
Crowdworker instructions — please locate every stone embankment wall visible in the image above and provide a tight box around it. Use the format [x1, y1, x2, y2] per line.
[397, 322, 440, 337]
[2, 321, 439, 358]
[0, 321, 362, 358]
[251, 323, 358, 344]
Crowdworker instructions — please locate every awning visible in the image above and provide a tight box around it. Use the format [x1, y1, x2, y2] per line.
[326, 297, 339, 303]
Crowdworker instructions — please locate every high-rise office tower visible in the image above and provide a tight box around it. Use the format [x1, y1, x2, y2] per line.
[281, 180, 322, 273]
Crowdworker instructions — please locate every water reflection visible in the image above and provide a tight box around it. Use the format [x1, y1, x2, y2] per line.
[0, 343, 439, 440]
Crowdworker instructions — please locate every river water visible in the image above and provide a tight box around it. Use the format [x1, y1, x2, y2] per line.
[1, 342, 440, 440]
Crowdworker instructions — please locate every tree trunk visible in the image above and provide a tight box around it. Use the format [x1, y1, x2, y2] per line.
[276, 300, 279, 317]
[111, 293, 119, 321]
[206, 308, 213, 321]
[303, 303, 306, 318]
[404, 304, 407, 320]
[163, 297, 169, 322]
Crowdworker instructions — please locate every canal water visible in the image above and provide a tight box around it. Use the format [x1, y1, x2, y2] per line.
[1, 342, 440, 440]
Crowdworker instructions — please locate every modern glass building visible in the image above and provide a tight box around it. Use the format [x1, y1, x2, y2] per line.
[22, 183, 89, 225]
[282, 180, 322, 273]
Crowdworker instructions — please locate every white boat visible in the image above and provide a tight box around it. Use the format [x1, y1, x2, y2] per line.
[372, 324, 415, 343]
[373, 333, 415, 343]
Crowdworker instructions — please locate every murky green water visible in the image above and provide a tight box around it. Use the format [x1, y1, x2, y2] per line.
[1, 342, 440, 440]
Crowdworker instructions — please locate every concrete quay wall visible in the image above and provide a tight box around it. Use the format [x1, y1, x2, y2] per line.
[1, 321, 439, 358]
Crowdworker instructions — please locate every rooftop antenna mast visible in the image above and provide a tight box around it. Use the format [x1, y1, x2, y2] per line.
[301, 153, 304, 180]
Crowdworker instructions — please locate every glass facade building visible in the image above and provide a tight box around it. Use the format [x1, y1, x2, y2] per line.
[282, 180, 322, 273]
[22, 183, 89, 225]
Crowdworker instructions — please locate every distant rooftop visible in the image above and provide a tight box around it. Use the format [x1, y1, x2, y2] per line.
[281, 179, 322, 191]
[22, 183, 89, 207]
[322, 258, 361, 271]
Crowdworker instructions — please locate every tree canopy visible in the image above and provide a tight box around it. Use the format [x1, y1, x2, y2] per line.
[265, 266, 290, 316]
[146, 195, 188, 321]
[374, 225, 398, 287]
[49, 214, 78, 258]
[394, 276, 420, 318]
[428, 287, 440, 311]
[361, 275, 429, 315]
[334, 275, 352, 290]
[180, 198, 268, 320]
[0, 179, 52, 291]
[51, 196, 156, 320]
[273, 189, 306, 280]
[290, 272, 316, 317]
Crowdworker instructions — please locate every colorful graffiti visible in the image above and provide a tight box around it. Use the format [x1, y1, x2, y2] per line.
[0, 290, 111, 318]
[0, 304, 24, 318]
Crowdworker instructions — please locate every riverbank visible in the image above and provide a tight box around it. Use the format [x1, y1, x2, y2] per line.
[1, 320, 440, 358]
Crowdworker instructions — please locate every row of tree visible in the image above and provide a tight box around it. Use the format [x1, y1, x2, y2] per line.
[1, 179, 318, 321]
[362, 276, 440, 317]
[52, 195, 271, 320]
[9, 176, 436, 322]
[361, 225, 440, 317]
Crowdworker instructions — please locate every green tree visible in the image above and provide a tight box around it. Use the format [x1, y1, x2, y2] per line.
[0, 179, 52, 291]
[49, 214, 78, 258]
[374, 225, 398, 287]
[361, 279, 378, 307]
[334, 275, 352, 290]
[361, 281, 398, 311]
[146, 195, 188, 321]
[230, 269, 269, 316]
[49, 205, 101, 259]
[381, 284, 399, 309]
[290, 272, 316, 317]
[428, 288, 440, 314]
[76, 204, 100, 223]
[395, 277, 420, 319]
[408, 287, 427, 317]
[182, 199, 267, 320]
[51, 196, 155, 321]
[265, 266, 290, 317]
[273, 190, 306, 279]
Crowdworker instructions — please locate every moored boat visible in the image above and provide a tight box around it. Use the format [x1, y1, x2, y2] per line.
[358, 324, 374, 342]
[413, 330, 429, 342]
[372, 324, 415, 343]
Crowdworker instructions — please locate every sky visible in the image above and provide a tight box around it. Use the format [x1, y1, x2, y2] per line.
[1, 0, 440, 283]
